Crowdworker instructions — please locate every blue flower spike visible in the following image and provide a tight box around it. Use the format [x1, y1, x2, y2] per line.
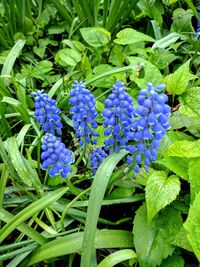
[90, 147, 108, 176]
[32, 90, 63, 135]
[41, 133, 74, 178]
[102, 80, 135, 153]
[69, 81, 99, 147]
[127, 82, 171, 173]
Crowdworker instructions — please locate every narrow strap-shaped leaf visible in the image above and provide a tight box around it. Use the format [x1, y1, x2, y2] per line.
[1, 39, 25, 84]
[25, 229, 133, 266]
[0, 187, 68, 244]
[97, 249, 137, 267]
[0, 207, 46, 245]
[80, 149, 128, 267]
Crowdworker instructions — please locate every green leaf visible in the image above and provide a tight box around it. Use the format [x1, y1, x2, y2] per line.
[0, 187, 68, 244]
[160, 255, 184, 267]
[97, 249, 137, 267]
[8, 137, 32, 186]
[26, 230, 133, 266]
[170, 8, 193, 33]
[1, 39, 25, 85]
[179, 87, 200, 118]
[152, 32, 183, 49]
[157, 157, 189, 180]
[188, 159, 200, 202]
[165, 140, 200, 158]
[80, 27, 111, 47]
[2, 96, 30, 124]
[81, 150, 128, 267]
[146, 171, 180, 222]
[55, 48, 81, 67]
[127, 56, 163, 88]
[184, 192, 200, 261]
[0, 207, 46, 245]
[174, 226, 193, 252]
[164, 60, 196, 95]
[133, 205, 182, 267]
[114, 28, 155, 45]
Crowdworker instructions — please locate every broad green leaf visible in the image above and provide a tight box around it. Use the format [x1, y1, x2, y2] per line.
[133, 205, 182, 267]
[31, 60, 53, 79]
[174, 226, 193, 252]
[97, 249, 137, 267]
[164, 60, 196, 95]
[137, 0, 164, 26]
[159, 130, 194, 156]
[114, 28, 155, 45]
[81, 150, 128, 267]
[165, 140, 200, 157]
[149, 51, 178, 70]
[146, 171, 180, 222]
[171, 8, 193, 33]
[0, 187, 68, 244]
[184, 192, 200, 261]
[128, 56, 163, 88]
[157, 157, 189, 180]
[179, 87, 200, 118]
[188, 159, 200, 202]
[26, 230, 133, 266]
[55, 48, 81, 67]
[80, 27, 110, 47]
[160, 255, 184, 267]
[152, 32, 183, 49]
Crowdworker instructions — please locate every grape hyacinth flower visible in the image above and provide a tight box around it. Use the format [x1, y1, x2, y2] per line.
[41, 133, 74, 178]
[102, 80, 135, 153]
[90, 147, 108, 176]
[69, 81, 99, 146]
[194, 6, 200, 39]
[32, 90, 63, 135]
[127, 82, 171, 173]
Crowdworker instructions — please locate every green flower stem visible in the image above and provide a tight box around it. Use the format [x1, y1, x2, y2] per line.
[60, 187, 91, 232]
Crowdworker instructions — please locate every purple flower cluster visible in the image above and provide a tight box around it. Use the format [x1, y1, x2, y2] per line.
[194, 6, 200, 39]
[41, 133, 74, 178]
[90, 147, 108, 176]
[127, 83, 171, 172]
[32, 90, 63, 135]
[32, 90, 74, 178]
[102, 81, 135, 153]
[69, 81, 99, 146]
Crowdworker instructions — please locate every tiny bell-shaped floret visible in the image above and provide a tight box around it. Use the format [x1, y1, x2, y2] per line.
[41, 133, 74, 178]
[69, 81, 99, 146]
[32, 90, 63, 135]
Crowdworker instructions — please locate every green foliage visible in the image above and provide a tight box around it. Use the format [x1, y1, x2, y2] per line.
[164, 60, 196, 95]
[133, 205, 182, 267]
[184, 192, 200, 261]
[146, 171, 180, 222]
